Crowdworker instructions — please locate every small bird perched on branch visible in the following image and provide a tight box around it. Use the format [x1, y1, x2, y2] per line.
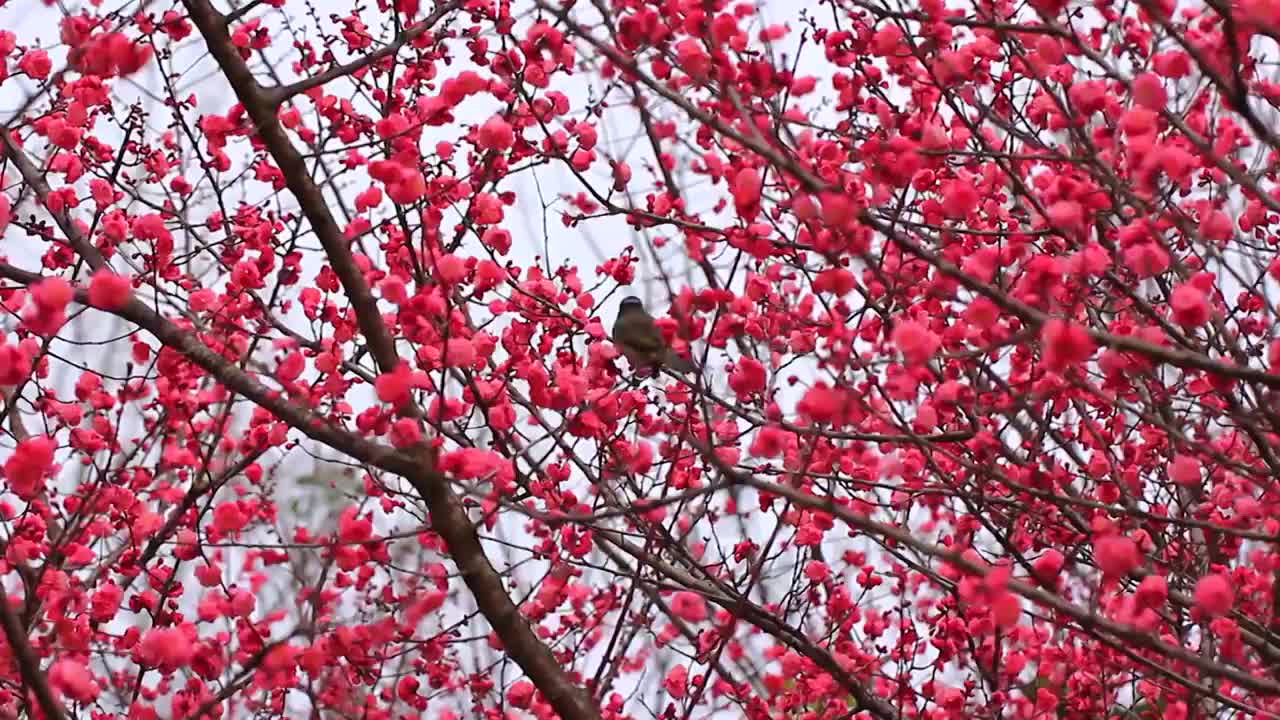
[611, 296, 696, 375]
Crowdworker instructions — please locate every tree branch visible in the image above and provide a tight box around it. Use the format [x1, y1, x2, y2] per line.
[180, 0, 402, 376]
[264, 2, 461, 107]
[0, 590, 66, 720]
[1, 11, 604, 720]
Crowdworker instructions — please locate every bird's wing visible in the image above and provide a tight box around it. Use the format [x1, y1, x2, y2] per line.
[613, 315, 667, 353]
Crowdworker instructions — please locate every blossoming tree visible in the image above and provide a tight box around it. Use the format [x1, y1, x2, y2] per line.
[0, 0, 1278, 717]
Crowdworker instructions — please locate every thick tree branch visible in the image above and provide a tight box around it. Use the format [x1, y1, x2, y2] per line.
[0, 591, 66, 720]
[180, 0, 401, 376]
[1, 15, 603, 720]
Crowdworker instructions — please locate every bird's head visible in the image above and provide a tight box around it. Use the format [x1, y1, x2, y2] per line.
[619, 296, 645, 314]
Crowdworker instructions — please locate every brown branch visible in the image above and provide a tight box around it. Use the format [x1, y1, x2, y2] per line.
[401, 446, 601, 719]
[733, 470, 1280, 698]
[0, 269, 604, 720]
[116, 448, 268, 597]
[0, 591, 66, 720]
[542, 5, 1280, 391]
[0, 258, 410, 476]
[265, 2, 462, 107]
[2, 13, 603, 720]
[180, 0, 401, 376]
[179, 637, 291, 720]
[0, 133, 108, 270]
[594, 531, 901, 720]
[861, 214, 1280, 389]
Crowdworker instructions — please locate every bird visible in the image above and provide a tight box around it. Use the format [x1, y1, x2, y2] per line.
[611, 296, 697, 375]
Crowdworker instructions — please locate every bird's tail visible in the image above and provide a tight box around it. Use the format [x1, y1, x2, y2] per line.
[664, 349, 697, 374]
